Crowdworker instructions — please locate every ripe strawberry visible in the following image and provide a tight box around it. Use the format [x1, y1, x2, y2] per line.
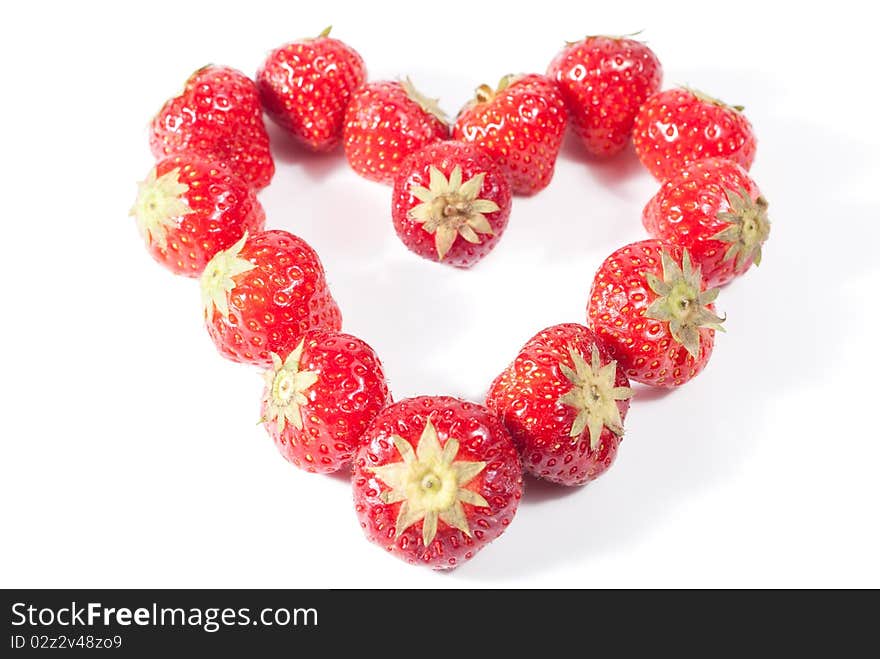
[257, 27, 367, 151]
[452, 74, 568, 195]
[129, 155, 265, 277]
[633, 87, 756, 181]
[547, 35, 662, 157]
[391, 141, 511, 268]
[200, 230, 342, 367]
[343, 79, 449, 184]
[353, 396, 522, 569]
[150, 65, 274, 189]
[487, 323, 633, 486]
[260, 329, 391, 474]
[643, 158, 770, 288]
[587, 240, 724, 387]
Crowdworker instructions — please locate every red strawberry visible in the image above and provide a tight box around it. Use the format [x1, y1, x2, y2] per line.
[547, 35, 662, 157]
[391, 141, 511, 268]
[257, 27, 367, 151]
[150, 65, 274, 189]
[260, 329, 391, 474]
[587, 239, 724, 387]
[200, 229, 342, 367]
[352, 396, 522, 569]
[130, 155, 265, 277]
[343, 79, 449, 184]
[486, 323, 633, 486]
[633, 87, 756, 181]
[452, 74, 568, 196]
[643, 158, 770, 288]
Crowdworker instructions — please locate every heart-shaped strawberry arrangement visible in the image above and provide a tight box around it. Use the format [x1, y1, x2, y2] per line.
[130, 28, 770, 570]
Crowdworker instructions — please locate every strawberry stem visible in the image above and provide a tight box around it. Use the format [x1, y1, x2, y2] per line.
[473, 75, 519, 104]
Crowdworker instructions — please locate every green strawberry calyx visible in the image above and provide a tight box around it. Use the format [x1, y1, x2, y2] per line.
[473, 74, 522, 104]
[129, 166, 193, 251]
[401, 77, 448, 123]
[558, 345, 634, 451]
[199, 232, 255, 322]
[408, 165, 500, 260]
[261, 339, 319, 434]
[712, 187, 771, 269]
[645, 249, 725, 358]
[367, 418, 489, 548]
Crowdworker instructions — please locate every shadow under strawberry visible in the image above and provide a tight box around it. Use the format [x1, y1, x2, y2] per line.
[520, 474, 585, 504]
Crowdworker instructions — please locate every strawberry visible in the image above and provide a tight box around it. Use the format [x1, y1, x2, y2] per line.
[150, 65, 274, 189]
[547, 35, 662, 157]
[391, 141, 511, 268]
[452, 74, 568, 195]
[486, 324, 633, 486]
[260, 329, 391, 473]
[587, 240, 724, 387]
[633, 87, 756, 181]
[343, 79, 449, 184]
[200, 230, 342, 367]
[257, 27, 367, 152]
[352, 396, 522, 569]
[129, 155, 265, 277]
[642, 158, 770, 288]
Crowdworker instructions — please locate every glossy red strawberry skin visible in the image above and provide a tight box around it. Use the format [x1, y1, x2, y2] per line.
[486, 323, 631, 486]
[257, 34, 366, 151]
[643, 158, 765, 287]
[352, 396, 522, 570]
[391, 141, 512, 268]
[548, 37, 662, 157]
[135, 155, 265, 277]
[453, 74, 568, 195]
[587, 240, 716, 387]
[633, 88, 756, 180]
[262, 330, 391, 473]
[205, 230, 342, 367]
[343, 81, 449, 184]
[150, 65, 275, 189]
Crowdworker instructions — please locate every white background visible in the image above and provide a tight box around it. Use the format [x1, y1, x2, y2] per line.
[2, 0, 878, 588]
